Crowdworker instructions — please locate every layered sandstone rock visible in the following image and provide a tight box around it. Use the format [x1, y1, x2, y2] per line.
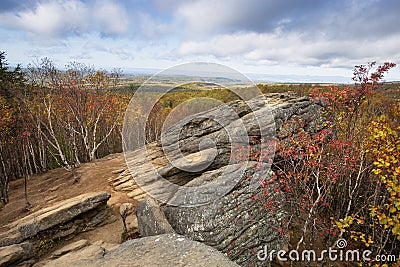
[131, 93, 323, 265]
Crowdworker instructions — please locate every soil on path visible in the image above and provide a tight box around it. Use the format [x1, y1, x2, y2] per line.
[0, 153, 135, 244]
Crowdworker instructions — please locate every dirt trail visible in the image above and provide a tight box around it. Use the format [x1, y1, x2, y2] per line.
[0, 153, 135, 244]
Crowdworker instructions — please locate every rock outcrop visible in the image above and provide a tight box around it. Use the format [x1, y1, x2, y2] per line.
[137, 198, 175, 236]
[0, 242, 33, 267]
[40, 234, 238, 267]
[129, 93, 323, 265]
[0, 191, 112, 266]
[108, 169, 147, 201]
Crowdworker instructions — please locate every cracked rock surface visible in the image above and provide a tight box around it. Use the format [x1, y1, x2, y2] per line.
[133, 93, 323, 266]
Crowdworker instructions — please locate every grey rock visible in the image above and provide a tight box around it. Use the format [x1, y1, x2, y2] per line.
[163, 162, 287, 266]
[14, 259, 35, 267]
[40, 243, 106, 267]
[124, 93, 322, 201]
[0, 242, 33, 267]
[137, 198, 175, 236]
[0, 192, 111, 246]
[42, 234, 239, 267]
[123, 93, 323, 265]
[0, 244, 24, 267]
[52, 225, 77, 240]
[158, 147, 218, 176]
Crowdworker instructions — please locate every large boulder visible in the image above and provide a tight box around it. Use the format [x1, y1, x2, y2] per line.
[130, 93, 323, 265]
[136, 198, 175, 236]
[162, 162, 286, 265]
[41, 234, 239, 267]
[0, 191, 111, 247]
[0, 191, 113, 266]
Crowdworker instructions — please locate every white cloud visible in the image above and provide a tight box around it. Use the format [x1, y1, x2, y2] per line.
[1, 0, 399, 81]
[176, 0, 241, 34]
[136, 12, 171, 38]
[0, 1, 88, 36]
[0, 0, 129, 37]
[93, 0, 129, 35]
[178, 31, 400, 68]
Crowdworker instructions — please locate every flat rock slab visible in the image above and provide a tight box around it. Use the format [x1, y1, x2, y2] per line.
[111, 169, 125, 174]
[0, 191, 111, 246]
[51, 239, 89, 258]
[0, 242, 33, 267]
[0, 244, 24, 267]
[43, 234, 239, 267]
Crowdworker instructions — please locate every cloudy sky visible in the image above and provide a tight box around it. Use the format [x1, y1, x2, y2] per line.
[0, 0, 399, 82]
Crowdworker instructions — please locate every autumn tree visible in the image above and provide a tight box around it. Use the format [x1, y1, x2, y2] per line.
[24, 59, 125, 178]
[0, 53, 128, 205]
[272, 62, 398, 258]
[59, 62, 125, 162]
[0, 52, 27, 205]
